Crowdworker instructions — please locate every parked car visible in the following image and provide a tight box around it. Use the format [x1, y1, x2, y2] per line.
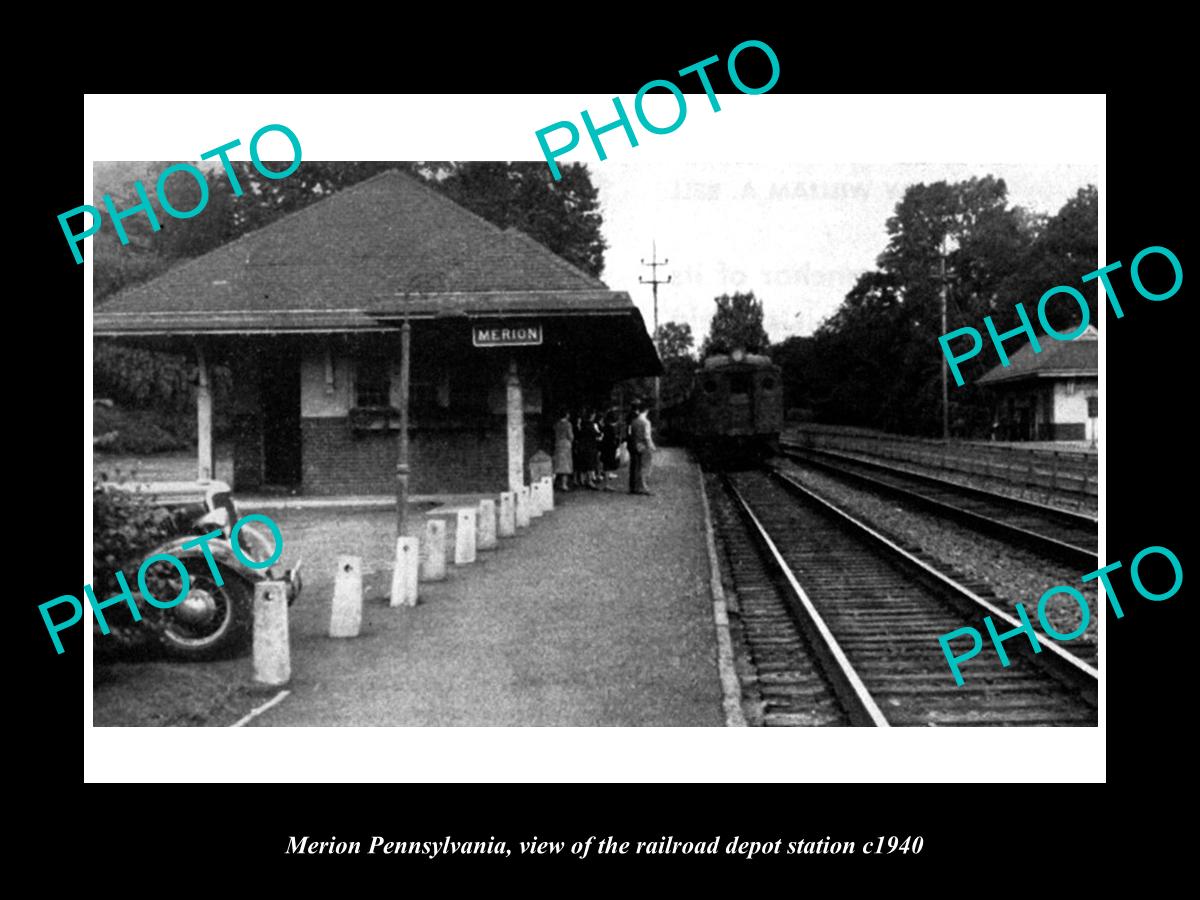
[106, 479, 302, 660]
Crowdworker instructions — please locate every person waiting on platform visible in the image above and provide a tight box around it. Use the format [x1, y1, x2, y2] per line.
[575, 407, 601, 490]
[600, 408, 623, 492]
[630, 403, 656, 495]
[553, 409, 574, 492]
[626, 405, 640, 494]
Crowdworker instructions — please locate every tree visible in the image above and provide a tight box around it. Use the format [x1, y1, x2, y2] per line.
[655, 321, 696, 407]
[436, 162, 607, 278]
[700, 291, 771, 357]
[656, 321, 695, 361]
[800, 176, 1096, 437]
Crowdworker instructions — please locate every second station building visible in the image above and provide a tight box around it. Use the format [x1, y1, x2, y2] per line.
[94, 169, 662, 495]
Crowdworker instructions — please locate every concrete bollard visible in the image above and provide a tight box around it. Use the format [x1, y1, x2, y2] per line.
[529, 481, 545, 518]
[390, 536, 419, 607]
[329, 555, 363, 638]
[515, 485, 530, 528]
[253, 581, 290, 685]
[542, 475, 555, 511]
[454, 508, 477, 564]
[498, 491, 515, 538]
[420, 518, 447, 581]
[477, 499, 497, 550]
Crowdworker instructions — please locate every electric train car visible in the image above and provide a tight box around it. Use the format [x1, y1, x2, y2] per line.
[664, 350, 783, 460]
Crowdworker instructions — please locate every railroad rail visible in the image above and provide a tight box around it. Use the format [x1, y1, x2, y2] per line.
[778, 442, 1098, 569]
[717, 467, 1097, 726]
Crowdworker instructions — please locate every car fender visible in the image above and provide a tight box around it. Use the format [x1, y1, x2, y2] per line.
[155, 533, 264, 584]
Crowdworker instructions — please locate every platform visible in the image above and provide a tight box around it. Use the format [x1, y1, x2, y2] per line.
[237, 447, 726, 726]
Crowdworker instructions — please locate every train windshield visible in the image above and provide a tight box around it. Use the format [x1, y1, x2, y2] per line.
[728, 373, 753, 396]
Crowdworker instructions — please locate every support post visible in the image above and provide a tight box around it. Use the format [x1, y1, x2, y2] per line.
[506, 360, 524, 493]
[195, 341, 213, 482]
[941, 245, 949, 440]
[392, 317, 414, 602]
[396, 318, 412, 536]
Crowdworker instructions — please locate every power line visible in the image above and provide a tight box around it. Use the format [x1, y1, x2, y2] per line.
[639, 241, 671, 419]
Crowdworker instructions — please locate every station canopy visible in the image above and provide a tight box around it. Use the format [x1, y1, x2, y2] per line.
[94, 169, 662, 376]
[977, 325, 1097, 387]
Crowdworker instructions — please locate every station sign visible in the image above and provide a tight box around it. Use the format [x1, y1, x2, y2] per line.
[472, 321, 543, 348]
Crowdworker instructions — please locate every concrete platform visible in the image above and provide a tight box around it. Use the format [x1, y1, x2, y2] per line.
[243, 447, 727, 726]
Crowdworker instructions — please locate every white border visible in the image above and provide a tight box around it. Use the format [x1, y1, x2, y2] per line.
[84, 93, 1105, 783]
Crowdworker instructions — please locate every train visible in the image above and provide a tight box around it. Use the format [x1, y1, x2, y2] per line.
[663, 350, 783, 460]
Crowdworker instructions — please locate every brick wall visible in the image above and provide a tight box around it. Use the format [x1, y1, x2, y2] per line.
[301, 417, 544, 495]
[232, 413, 264, 491]
[1045, 422, 1086, 441]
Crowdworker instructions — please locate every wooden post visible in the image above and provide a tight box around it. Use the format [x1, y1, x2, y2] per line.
[506, 360, 524, 493]
[195, 342, 213, 482]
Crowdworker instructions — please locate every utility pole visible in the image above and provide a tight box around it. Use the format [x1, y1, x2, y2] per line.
[639, 240, 671, 419]
[940, 234, 950, 441]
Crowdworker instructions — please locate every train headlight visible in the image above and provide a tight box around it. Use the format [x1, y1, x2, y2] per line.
[731, 348, 746, 362]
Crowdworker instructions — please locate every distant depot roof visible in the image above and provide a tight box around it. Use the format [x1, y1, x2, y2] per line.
[977, 324, 1098, 386]
[94, 169, 639, 335]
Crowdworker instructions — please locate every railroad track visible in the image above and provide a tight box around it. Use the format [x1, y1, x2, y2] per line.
[715, 467, 1097, 727]
[778, 442, 1097, 569]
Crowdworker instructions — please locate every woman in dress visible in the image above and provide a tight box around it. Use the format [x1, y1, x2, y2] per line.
[575, 408, 601, 490]
[553, 409, 574, 492]
[599, 408, 622, 491]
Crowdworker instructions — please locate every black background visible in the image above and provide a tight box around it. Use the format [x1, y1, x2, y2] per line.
[20, 20, 1187, 882]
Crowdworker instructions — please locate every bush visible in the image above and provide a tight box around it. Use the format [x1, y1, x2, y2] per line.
[93, 404, 190, 454]
[92, 473, 178, 642]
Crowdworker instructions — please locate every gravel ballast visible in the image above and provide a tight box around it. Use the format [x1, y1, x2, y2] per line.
[774, 459, 1099, 667]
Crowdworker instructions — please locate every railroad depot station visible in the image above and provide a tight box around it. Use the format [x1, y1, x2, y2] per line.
[94, 170, 662, 496]
[978, 324, 1098, 443]
[91, 168, 1098, 731]
[93, 169, 733, 727]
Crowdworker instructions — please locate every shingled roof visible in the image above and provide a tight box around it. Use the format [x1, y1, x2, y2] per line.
[977, 324, 1098, 386]
[94, 169, 634, 335]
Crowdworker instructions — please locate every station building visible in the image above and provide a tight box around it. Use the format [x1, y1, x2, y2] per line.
[977, 325, 1098, 442]
[94, 169, 662, 495]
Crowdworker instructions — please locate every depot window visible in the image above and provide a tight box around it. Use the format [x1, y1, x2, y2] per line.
[355, 359, 391, 408]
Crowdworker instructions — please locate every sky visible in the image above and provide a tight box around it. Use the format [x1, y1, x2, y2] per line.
[590, 161, 1098, 348]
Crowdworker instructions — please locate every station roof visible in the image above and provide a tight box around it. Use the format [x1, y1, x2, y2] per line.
[93, 169, 661, 373]
[977, 324, 1097, 387]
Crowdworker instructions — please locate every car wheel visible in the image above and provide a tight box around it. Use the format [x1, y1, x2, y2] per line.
[156, 559, 253, 661]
